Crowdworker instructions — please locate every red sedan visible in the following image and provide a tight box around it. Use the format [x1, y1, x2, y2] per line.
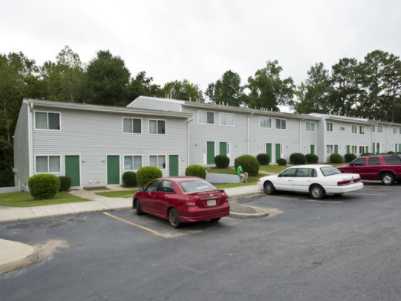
[132, 177, 230, 228]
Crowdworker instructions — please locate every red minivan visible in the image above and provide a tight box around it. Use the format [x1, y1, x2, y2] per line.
[339, 155, 401, 185]
[133, 177, 230, 228]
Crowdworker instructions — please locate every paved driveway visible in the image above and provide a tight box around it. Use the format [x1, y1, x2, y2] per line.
[1, 184, 401, 301]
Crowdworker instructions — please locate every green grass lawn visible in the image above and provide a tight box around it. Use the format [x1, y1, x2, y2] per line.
[259, 165, 287, 174]
[207, 167, 236, 174]
[214, 176, 260, 189]
[0, 192, 89, 207]
[95, 189, 137, 198]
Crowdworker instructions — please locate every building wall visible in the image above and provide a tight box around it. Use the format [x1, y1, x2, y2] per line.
[13, 102, 30, 191]
[31, 107, 188, 187]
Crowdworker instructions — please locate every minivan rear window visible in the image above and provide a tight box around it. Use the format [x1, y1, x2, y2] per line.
[180, 179, 216, 193]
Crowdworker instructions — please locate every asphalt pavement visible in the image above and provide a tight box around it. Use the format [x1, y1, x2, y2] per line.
[1, 183, 401, 301]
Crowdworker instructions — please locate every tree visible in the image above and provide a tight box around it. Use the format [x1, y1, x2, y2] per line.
[245, 60, 295, 111]
[295, 63, 332, 114]
[40, 46, 86, 102]
[128, 71, 163, 100]
[86, 50, 130, 106]
[205, 70, 243, 106]
[162, 79, 203, 102]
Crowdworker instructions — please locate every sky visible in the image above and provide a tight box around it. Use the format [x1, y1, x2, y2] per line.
[1, 0, 401, 93]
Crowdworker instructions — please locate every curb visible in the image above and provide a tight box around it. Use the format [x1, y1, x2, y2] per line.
[229, 205, 282, 219]
[0, 240, 36, 274]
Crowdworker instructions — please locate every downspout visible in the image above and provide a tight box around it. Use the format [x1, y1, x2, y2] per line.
[27, 101, 34, 178]
[299, 119, 302, 153]
[186, 117, 192, 168]
[247, 114, 251, 154]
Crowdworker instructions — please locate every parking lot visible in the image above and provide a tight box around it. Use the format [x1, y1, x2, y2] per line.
[2, 183, 401, 301]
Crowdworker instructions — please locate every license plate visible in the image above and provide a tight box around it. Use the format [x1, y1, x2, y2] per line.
[207, 199, 217, 207]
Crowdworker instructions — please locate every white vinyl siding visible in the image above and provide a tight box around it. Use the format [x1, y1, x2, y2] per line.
[35, 155, 60, 173]
[35, 112, 60, 130]
[220, 113, 234, 126]
[306, 120, 316, 131]
[123, 118, 141, 134]
[149, 120, 166, 134]
[124, 155, 142, 170]
[149, 155, 166, 169]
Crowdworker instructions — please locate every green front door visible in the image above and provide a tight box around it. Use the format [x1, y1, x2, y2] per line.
[266, 143, 272, 161]
[107, 155, 120, 185]
[310, 144, 315, 155]
[169, 155, 179, 176]
[65, 155, 80, 187]
[275, 144, 281, 163]
[219, 142, 228, 156]
[207, 141, 215, 164]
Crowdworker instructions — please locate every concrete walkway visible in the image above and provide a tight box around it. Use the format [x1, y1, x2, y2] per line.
[0, 185, 261, 223]
[0, 239, 35, 273]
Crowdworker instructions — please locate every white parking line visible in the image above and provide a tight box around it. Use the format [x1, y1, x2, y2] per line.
[103, 212, 169, 238]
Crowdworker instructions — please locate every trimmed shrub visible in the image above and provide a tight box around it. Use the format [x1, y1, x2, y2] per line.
[136, 166, 162, 187]
[277, 158, 287, 166]
[289, 153, 306, 165]
[59, 176, 71, 192]
[28, 174, 60, 199]
[214, 155, 230, 168]
[344, 153, 357, 163]
[329, 153, 344, 164]
[185, 165, 207, 179]
[122, 171, 137, 187]
[256, 153, 270, 165]
[234, 155, 259, 176]
[305, 153, 319, 164]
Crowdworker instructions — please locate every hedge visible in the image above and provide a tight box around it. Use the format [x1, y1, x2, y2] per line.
[28, 174, 60, 199]
[256, 153, 270, 165]
[305, 153, 319, 164]
[214, 155, 230, 168]
[329, 153, 344, 164]
[289, 153, 306, 165]
[122, 171, 137, 187]
[59, 176, 71, 192]
[136, 166, 162, 187]
[344, 153, 357, 163]
[277, 158, 287, 166]
[185, 165, 207, 179]
[234, 155, 259, 176]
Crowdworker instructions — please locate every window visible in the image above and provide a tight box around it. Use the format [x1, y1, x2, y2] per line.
[123, 118, 141, 134]
[378, 125, 383, 132]
[394, 127, 397, 134]
[207, 112, 215, 124]
[340, 126, 345, 131]
[384, 156, 401, 165]
[359, 126, 364, 134]
[149, 155, 166, 169]
[320, 166, 341, 176]
[35, 112, 60, 130]
[279, 168, 297, 177]
[35, 156, 60, 173]
[352, 145, 357, 154]
[180, 179, 216, 193]
[306, 120, 315, 131]
[359, 146, 365, 154]
[326, 145, 338, 154]
[372, 126, 376, 132]
[199, 111, 216, 124]
[351, 158, 365, 166]
[145, 180, 160, 192]
[352, 125, 357, 134]
[368, 157, 380, 165]
[220, 113, 234, 126]
[399, 128, 401, 134]
[326, 122, 333, 132]
[158, 180, 175, 193]
[295, 168, 317, 177]
[259, 118, 271, 128]
[124, 155, 142, 170]
[276, 119, 286, 129]
[149, 120, 165, 134]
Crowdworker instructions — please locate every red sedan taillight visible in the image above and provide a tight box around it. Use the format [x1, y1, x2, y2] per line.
[337, 179, 352, 186]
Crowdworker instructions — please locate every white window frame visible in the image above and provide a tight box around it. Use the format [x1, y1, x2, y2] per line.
[306, 120, 315, 131]
[149, 154, 166, 170]
[35, 155, 61, 174]
[259, 117, 272, 128]
[359, 126, 365, 135]
[34, 111, 62, 131]
[276, 119, 287, 130]
[123, 155, 142, 171]
[351, 125, 357, 134]
[220, 113, 235, 127]
[148, 119, 166, 135]
[122, 117, 142, 134]
[326, 122, 333, 132]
